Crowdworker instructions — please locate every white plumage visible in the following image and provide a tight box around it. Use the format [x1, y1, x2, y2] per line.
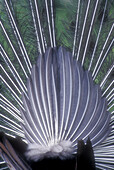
[0, 0, 113, 169]
[19, 47, 110, 161]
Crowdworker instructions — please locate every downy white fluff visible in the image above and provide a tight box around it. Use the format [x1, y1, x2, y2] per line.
[25, 140, 74, 161]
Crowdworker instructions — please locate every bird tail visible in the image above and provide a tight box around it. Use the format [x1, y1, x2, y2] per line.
[0, 0, 114, 169]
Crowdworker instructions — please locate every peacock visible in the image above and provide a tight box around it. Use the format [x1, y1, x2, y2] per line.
[0, 0, 114, 169]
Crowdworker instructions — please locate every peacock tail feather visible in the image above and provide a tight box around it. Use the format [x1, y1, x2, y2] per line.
[0, 0, 114, 169]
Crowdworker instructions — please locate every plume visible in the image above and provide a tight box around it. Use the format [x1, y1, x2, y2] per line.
[0, 0, 114, 169]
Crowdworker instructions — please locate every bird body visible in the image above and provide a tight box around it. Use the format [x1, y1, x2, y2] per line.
[0, 0, 114, 169]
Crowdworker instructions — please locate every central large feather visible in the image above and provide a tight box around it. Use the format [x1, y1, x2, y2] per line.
[20, 47, 110, 161]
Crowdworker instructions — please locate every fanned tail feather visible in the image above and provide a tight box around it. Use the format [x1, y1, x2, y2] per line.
[0, 0, 113, 169]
